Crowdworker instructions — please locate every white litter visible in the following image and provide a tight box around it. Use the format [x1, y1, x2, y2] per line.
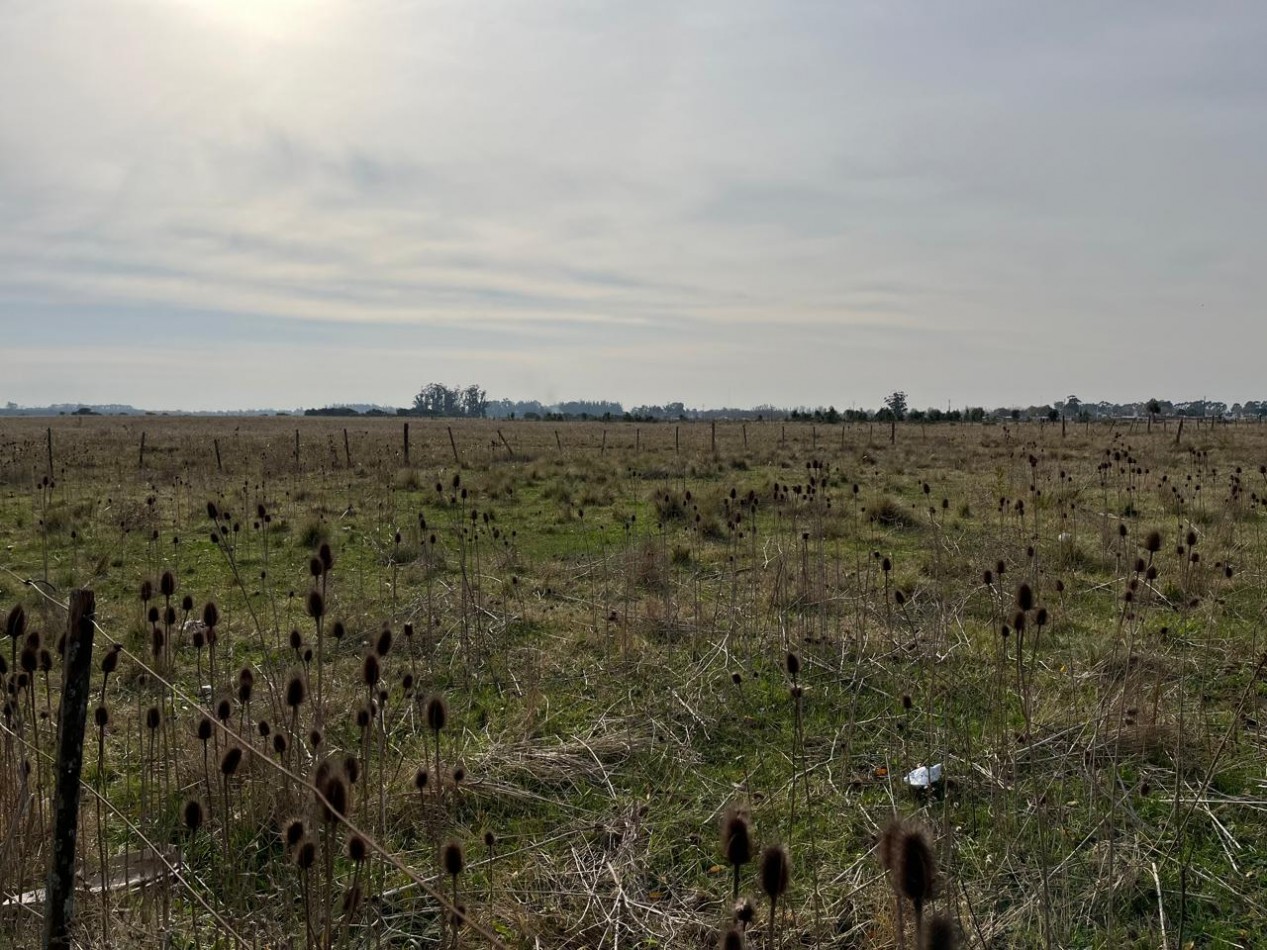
[905, 763, 943, 788]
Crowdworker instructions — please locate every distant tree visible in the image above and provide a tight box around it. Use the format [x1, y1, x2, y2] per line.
[461, 384, 488, 418]
[1146, 397, 1162, 432]
[1045, 406, 1059, 422]
[883, 391, 907, 443]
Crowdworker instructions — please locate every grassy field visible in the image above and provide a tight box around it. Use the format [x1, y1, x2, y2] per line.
[1, 413, 1265, 949]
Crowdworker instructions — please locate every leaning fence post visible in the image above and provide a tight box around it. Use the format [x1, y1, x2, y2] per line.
[44, 588, 96, 950]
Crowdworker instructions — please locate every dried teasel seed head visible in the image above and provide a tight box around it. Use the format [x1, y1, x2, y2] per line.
[285, 674, 306, 709]
[294, 838, 317, 871]
[346, 832, 369, 863]
[197, 717, 213, 742]
[182, 799, 204, 833]
[319, 773, 348, 823]
[1016, 583, 1034, 613]
[721, 806, 753, 868]
[202, 602, 219, 629]
[759, 844, 790, 901]
[305, 590, 325, 620]
[238, 669, 254, 704]
[441, 840, 465, 878]
[897, 826, 937, 911]
[425, 694, 448, 734]
[219, 746, 243, 776]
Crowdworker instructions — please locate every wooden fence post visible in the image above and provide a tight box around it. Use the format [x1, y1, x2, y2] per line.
[44, 589, 96, 950]
[403, 422, 410, 464]
[447, 426, 460, 464]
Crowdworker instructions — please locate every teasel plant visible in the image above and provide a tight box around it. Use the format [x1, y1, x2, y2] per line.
[879, 817, 937, 949]
[758, 843, 790, 950]
[441, 839, 466, 949]
[720, 805, 753, 901]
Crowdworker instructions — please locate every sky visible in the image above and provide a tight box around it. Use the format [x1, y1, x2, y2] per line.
[2, 1, 1265, 412]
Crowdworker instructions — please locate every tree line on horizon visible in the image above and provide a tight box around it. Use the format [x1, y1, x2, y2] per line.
[307, 385, 1263, 424]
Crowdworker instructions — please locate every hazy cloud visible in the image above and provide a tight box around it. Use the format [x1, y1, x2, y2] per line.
[2, 1, 1265, 409]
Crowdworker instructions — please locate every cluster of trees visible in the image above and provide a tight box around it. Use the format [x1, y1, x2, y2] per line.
[486, 398, 624, 420]
[410, 383, 489, 418]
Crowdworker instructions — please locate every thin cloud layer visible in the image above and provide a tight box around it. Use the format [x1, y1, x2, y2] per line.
[2, 1, 1264, 410]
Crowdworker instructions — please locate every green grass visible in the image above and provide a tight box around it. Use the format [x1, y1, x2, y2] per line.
[0, 415, 1265, 947]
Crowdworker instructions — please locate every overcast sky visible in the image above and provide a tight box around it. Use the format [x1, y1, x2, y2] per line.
[2, 1, 1264, 411]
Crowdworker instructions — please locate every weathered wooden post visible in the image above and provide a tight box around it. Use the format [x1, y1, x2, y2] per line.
[138, 431, 146, 470]
[44, 589, 96, 950]
[213, 438, 223, 472]
[403, 422, 410, 464]
[447, 426, 460, 464]
[343, 428, 351, 468]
